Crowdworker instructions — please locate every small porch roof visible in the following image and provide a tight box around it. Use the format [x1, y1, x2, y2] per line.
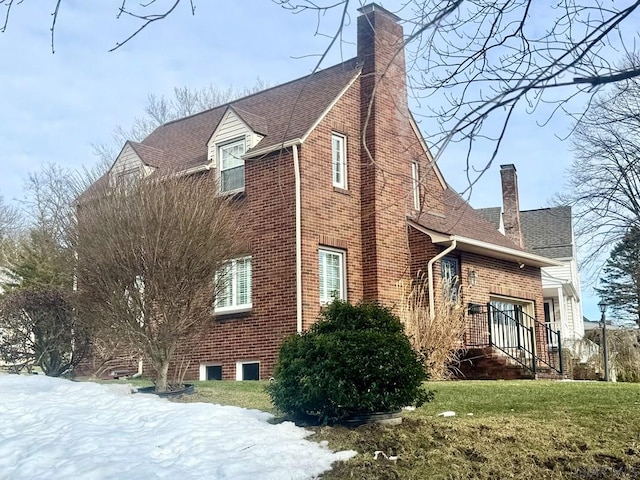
[409, 220, 562, 268]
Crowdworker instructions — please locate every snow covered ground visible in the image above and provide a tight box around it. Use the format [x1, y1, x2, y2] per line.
[0, 375, 356, 480]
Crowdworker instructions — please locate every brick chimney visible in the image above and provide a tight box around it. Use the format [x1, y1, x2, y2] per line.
[357, 3, 408, 118]
[357, 4, 411, 303]
[500, 164, 523, 248]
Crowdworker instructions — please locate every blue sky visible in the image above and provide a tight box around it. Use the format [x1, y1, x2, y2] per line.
[0, 1, 622, 319]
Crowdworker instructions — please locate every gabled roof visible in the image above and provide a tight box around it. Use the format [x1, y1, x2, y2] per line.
[135, 59, 361, 169]
[127, 142, 169, 168]
[230, 107, 268, 136]
[475, 207, 502, 231]
[410, 190, 561, 267]
[413, 190, 522, 250]
[520, 206, 573, 259]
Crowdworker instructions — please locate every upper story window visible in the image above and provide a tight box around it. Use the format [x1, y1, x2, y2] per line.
[215, 256, 252, 313]
[114, 167, 141, 189]
[319, 248, 346, 304]
[219, 138, 246, 194]
[411, 162, 420, 210]
[331, 133, 347, 189]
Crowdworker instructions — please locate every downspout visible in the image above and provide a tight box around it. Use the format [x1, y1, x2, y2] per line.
[427, 238, 457, 320]
[293, 145, 303, 333]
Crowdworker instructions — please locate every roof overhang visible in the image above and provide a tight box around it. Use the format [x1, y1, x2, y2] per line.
[244, 139, 302, 160]
[408, 221, 563, 268]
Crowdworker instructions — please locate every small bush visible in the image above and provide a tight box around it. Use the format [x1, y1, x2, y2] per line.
[267, 300, 433, 424]
[0, 288, 89, 376]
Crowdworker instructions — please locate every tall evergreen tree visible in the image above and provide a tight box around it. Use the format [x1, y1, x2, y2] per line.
[596, 228, 640, 326]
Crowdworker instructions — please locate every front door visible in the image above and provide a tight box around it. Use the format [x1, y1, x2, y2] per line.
[489, 298, 534, 358]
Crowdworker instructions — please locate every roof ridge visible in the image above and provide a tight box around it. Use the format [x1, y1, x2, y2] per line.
[156, 58, 359, 129]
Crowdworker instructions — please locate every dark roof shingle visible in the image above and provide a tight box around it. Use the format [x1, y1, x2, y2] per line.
[413, 190, 523, 250]
[520, 206, 573, 259]
[137, 59, 361, 169]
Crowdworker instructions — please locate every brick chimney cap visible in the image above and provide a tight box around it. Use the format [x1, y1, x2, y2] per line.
[357, 3, 401, 22]
[500, 164, 517, 171]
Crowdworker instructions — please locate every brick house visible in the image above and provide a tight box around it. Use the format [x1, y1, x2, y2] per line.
[478, 164, 593, 361]
[89, 3, 562, 381]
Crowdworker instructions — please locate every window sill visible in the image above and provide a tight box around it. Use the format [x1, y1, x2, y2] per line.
[213, 308, 252, 321]
[333, 186, 350, 195]
[219, 190, 246, 201]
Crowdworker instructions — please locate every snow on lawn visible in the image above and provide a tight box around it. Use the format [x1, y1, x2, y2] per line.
[0, 375, 356, 480]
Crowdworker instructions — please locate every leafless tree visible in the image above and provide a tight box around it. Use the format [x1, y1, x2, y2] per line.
[9, 163, 91, 290]
[74, 173, 244, 391]
[0, 194, 20, 239]
[4, 1, 640, 185]
[557, 65, 640, 279]
[0, 195, 21, 266]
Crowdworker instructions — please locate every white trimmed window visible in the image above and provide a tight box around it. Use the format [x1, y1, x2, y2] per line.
[236, 361, 260, 381]
[219, 138, 246, 193]
[215, 256, 252, 313]
[319, 248, 346, 304]
[331, 133, 347, 189]
[411, 161, 420, 210]
[199, 364, 222, 381]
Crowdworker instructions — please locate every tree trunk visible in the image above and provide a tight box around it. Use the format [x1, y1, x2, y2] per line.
[155, 358, 170, 392]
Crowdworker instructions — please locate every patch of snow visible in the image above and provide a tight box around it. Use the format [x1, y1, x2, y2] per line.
[0, 375, 356, 479]
[436, 411, 456, 417]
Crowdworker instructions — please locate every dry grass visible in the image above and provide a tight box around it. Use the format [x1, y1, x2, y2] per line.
[106, 378, 640, 479]
[397, 275, 466, 380]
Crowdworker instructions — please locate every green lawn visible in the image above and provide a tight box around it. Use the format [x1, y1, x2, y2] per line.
[131, 379, 640, 479]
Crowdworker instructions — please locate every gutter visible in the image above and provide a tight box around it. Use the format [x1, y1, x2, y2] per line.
[408, 220, 561, 268]
[293, 145, 303, 333]
[244, 139, 302, 160]
[427, 238, 457, 320]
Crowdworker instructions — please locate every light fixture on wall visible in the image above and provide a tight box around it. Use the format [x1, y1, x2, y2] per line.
[467, 268, 477, 287]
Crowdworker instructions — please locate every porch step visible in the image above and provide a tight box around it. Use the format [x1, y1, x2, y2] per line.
[534, 368, 567, 380]
[456, 348, 534, 380]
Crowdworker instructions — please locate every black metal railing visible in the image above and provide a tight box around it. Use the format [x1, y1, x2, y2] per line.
[465, 303, 563, 375]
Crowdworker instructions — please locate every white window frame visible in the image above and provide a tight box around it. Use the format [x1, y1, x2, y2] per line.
[331, 133, 347, 189]
[218, 137, 246, 194]
[214, 256, 252, 313]
[319, 248, 346, 304]
[411, 161, 420, 210]
[199, 363, 223, 381]
[236, 360, 260, 381]
[114, 167, 141, 189]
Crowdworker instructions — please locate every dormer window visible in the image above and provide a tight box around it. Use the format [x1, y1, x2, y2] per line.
[115, 167, 140, 188]
[219, 138, 246, 193]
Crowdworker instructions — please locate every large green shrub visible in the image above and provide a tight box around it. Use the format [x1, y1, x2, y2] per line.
[267, 300, 433, 423]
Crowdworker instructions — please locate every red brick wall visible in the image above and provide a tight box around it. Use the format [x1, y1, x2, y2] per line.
[299, 81, 364, 329]
[357, 7, 441, 307]
[176, 149, 298, 381]
[408, 225, 546, 356]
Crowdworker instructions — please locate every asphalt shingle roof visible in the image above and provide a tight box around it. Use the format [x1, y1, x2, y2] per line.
[413, 190, 524, 251]
[475, 207, 502, 230]
[520, 206, 573, 259]
[139, 58, 361, 169]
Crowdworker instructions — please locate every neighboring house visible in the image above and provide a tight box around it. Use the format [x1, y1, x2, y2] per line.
[83, 3, 563, 381]
[478, 165, 586, 353]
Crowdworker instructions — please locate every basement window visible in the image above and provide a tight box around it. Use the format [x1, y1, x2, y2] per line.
[199, 364, 222, 381]
[236, 361, 260, 381]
